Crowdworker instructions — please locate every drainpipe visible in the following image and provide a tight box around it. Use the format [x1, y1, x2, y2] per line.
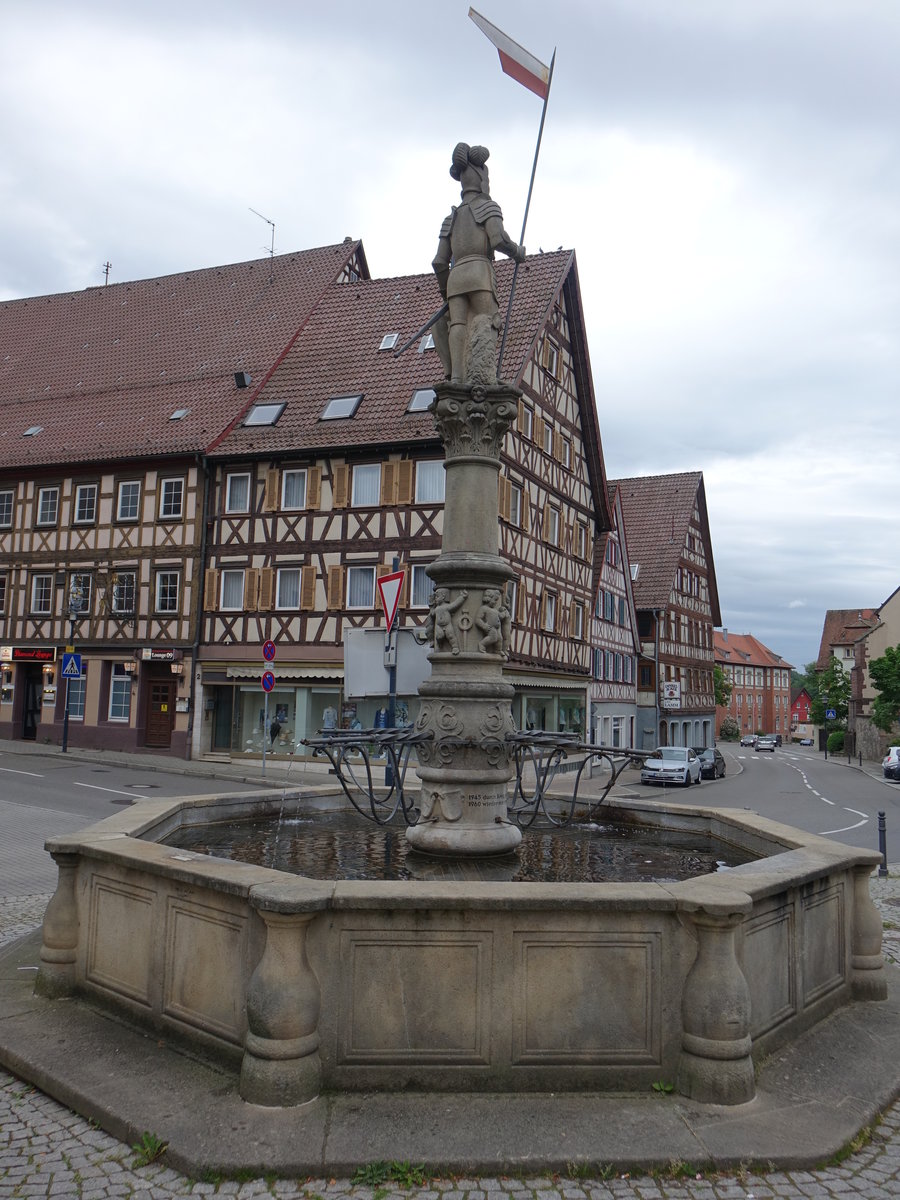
[654, 608, 661, 746]
[186, 453, 211, 758]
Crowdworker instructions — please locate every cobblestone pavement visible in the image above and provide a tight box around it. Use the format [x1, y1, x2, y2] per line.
[3, 891, 900, 1199]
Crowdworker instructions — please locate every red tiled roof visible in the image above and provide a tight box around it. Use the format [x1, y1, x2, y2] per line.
[815, 608, 880, 670]
[0, 242, 364, 468]
[714, 630, 793, 671]
[609, 471, 721, 623]
[210, 251, 576, 457]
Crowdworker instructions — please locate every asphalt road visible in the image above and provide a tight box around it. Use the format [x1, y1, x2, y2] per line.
[634, 742, 900, 855]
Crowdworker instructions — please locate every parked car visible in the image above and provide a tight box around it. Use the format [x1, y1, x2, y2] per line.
[740, 734, 756, 747]
[884, 747, 900, 782]
[799, 737, 814, 746]
[692, 747, 726, 779]
[640, 747, 702, 787]
[755, 735, 777, 752]
[774, 734, 783, 746]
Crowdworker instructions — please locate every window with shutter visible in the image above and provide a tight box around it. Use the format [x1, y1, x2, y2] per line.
[498, 477, 511, 522]
[517, 581, 527, 624]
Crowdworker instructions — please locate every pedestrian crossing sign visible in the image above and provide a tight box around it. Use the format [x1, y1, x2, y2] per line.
[61, 652, 82, 679]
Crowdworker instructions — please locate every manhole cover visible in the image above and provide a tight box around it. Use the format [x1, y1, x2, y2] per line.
[91, 769, 110, 774]
[126, 783, 160, 789]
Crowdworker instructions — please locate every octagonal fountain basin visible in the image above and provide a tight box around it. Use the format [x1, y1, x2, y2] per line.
[36, 789, 887, 1108]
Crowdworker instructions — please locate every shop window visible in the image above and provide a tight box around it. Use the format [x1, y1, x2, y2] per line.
[276, 568, 301, 609]
[351, 464, 380, 507]
[415, 460, 445, 503]
[74, 484, 97, 524]
[37, 486, 59, 526]
[108, 664, 132, 722]
[225, 473, 251, 514]
[220, 569, 245, 611]
[159, 478, 184, 520]
[282, 469, 307, 509]
[117, 481, 141, 521]
[155, 570, 179, 613]
[347, 565, 375, 609]
[68, 672, 87, 720]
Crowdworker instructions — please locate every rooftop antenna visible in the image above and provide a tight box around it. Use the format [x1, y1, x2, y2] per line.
[102, 261, 112, 285]
[249, 207, 276, 282]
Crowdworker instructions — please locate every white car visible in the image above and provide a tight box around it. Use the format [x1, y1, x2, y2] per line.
[640, 747, 702, 787]
[884, 747, 900, 782]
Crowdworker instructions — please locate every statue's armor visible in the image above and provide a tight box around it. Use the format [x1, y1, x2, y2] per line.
[445, 198, 505, 302]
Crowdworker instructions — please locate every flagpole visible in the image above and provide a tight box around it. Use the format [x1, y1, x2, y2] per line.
[498, 47, 556, 378]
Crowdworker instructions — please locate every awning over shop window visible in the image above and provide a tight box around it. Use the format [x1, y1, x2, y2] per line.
[220, 665, 344, 682]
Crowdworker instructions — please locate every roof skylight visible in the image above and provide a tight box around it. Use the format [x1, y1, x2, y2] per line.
[243, 402, 285, 427]
[418, 334, 435, 352]
[321, 394, 363, 420]
[169, 408, 189, 421]
[23, 425, 43, 437]
[379, 333, 399, 351]
[407, 388, 435, 413]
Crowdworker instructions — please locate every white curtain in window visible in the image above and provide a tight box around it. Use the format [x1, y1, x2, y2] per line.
[415, 461, 445, 503]
[278, 569, 301, 608]
[352, 465, 380, 506]
[347, 566, 374, 608]
[282, 470, 307, 509]
[227, 475, 250, 511]
[221, 571, 244, 609]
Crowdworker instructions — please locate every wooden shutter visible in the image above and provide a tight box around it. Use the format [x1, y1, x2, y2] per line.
[263, 469, 278, 512]
[521, 493, 530, 532]
[244, 568, 259, 610]
[332, 465, 349, 509]
[517, 581, 527, 624]
[203, 568, 218, 610]
[515, 401, 527, 436]
[300, 565, 317, 610]
[380, 462, 397, 506]
[327, 565, 344, 609]
[533, 415, 545, 451]
[553, 431, 562, 463]
[258, 568, 274, 610]
[541, 338, 551, 370]
[397, 460, 414, 505]
[498, 477, 511, 522]
[306, 466, 321, 510]
[400, 568, 409, 607]
[542, 505, 551, 542]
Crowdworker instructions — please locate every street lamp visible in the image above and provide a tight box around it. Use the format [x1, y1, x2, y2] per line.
[61, 580, 83, 754]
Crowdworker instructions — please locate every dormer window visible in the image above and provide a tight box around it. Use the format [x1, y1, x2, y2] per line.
[321, 394, 363, 420]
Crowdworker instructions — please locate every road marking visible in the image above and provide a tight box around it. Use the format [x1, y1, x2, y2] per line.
[845, 807, 868, 819]
[0, 765, 45, 778]
[73, 781, 150, 801]
[820, 817, 869, 834]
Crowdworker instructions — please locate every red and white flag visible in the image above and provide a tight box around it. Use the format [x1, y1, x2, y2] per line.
[468, 8, 550, 100]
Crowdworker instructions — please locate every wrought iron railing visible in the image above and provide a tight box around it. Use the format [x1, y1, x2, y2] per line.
[301, 729, 647, 830]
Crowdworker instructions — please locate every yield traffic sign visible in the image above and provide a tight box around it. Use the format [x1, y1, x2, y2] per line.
[377, 570, 405, 630]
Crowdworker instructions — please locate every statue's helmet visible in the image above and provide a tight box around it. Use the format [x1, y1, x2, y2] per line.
[450, 143, 490, 188]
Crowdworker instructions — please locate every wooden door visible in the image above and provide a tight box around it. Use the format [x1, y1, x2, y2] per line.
[22, 667, 42, 741]
[146, 679, 174, 747]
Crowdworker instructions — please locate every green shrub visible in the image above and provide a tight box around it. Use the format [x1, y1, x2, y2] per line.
[719, 716, 740, 741]
[827, 730, 845, 753]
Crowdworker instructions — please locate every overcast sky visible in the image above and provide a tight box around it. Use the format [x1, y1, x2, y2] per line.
[3, 0, 898, 671]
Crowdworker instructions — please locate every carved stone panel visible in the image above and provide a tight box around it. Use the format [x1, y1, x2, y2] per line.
[163, 897, 249, 1044]
[86, 874, 156, 1006]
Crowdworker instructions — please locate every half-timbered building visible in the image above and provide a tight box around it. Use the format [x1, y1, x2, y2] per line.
[0, 242, 367, 752]
[611, 472, 721, 749]
[196, 250, 612, 757]
[588, 483, 639, 747]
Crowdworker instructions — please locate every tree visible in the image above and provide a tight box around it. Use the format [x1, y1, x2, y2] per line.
[713, 664, 733, 709]
[869, 645, 900, 733]
[809, 657, 851, 727]
[719, 715, 740, 740]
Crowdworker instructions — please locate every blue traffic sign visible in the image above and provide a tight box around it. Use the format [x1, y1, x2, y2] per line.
[261, 670, 276, 692]
[825, 707, 837, 720]
[61, 652, 82, 679]
[262, 639, 277, 662]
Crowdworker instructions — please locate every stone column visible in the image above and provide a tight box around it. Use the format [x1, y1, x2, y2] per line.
[240, 884, 326, 1107]
[407, 381, 523, 857]
[850, 864, 888, 1001]
[676, 886, 755, 1105]
[34, 850, 80, 999]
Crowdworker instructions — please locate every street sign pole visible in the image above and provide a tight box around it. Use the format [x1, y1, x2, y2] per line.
[262, 691, 268, 776]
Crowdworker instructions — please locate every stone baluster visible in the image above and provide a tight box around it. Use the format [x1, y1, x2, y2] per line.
[677, 885, 755, 1105]
[850, 863, 888, 1001]
[35, 850, 80, 999]
[240, 882, 328, 1107]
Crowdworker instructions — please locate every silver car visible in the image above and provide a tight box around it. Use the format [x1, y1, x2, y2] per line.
[640, 747, 702, 787]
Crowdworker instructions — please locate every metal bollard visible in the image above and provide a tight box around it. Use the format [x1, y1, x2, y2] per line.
[878, 811, 889, 878]
[859, 752, 863, 767]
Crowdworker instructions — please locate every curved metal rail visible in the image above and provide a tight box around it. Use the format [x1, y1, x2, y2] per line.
[303, 729, 647, 830]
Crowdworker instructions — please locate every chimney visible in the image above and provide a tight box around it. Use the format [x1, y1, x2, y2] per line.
[721, 628, 728, 641]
